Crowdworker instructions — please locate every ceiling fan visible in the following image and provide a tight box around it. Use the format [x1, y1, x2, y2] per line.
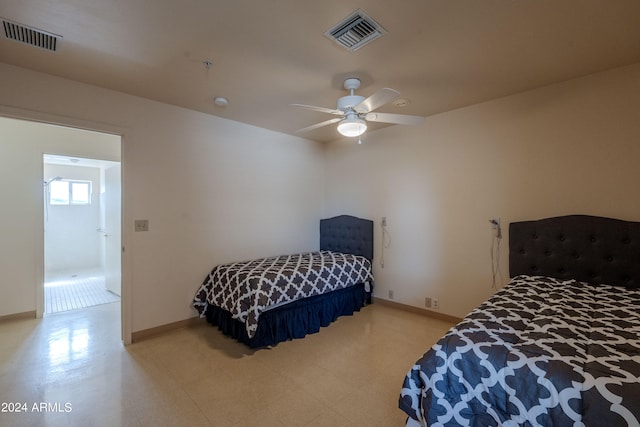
[292, 78, 425, 138]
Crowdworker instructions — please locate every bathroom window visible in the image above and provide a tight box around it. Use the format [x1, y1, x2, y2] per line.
[49, 180, 92, 205]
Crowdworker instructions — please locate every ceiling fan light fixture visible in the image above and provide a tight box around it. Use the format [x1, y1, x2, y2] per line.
[337, 116, 367, 137]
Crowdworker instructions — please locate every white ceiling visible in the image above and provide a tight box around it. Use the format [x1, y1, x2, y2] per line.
[43, 154, 119, 170]
[2, 0, 640, 143]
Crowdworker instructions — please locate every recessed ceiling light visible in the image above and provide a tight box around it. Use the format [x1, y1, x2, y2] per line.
[213, 96, 229, 107]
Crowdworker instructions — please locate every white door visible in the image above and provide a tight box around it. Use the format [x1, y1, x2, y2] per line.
[104, 164, 121, 295]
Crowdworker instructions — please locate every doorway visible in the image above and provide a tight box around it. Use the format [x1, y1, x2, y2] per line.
[0, 114, 128, 342]
[43, 155, 122, 315]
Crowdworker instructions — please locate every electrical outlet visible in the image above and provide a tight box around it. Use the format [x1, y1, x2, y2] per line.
[433, 298, 439, 309]
[388, 290, 394, 300]
[382, 217, 387, 227]
[134, 219, 149, 232]
[425, 297, 432, 308]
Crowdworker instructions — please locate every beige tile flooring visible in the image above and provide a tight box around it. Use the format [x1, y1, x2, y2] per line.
[0, 301, 454, 427]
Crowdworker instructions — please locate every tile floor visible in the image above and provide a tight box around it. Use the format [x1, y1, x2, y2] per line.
[44, 270, 120, 314]
[0, 302, 454, 427]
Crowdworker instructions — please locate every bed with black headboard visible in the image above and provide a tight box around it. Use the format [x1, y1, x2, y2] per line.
[400, 215, 640, 427]
[193, 215, 374, 348]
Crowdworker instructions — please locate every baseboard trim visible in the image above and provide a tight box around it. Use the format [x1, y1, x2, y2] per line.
[0, 310, 36, 323]
[131, 299, 462, 343]
[131, 317, 203, 343]
[373, 298, 463, 324]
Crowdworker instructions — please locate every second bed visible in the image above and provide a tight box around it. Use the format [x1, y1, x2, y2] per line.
[193, 215, 374, 348]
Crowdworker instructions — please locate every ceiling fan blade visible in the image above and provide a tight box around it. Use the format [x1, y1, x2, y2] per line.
[354, 88, 400, 114]
[295, 118, 342, 133]
[365, 112, 425, 126]
[291, 104, 343, 115]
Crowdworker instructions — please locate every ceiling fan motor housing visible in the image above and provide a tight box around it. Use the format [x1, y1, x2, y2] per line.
[337, 95, 365, 112]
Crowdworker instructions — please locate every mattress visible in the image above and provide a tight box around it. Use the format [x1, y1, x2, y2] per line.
[193, 250, 373, 338]
[399, 275, 640, 426]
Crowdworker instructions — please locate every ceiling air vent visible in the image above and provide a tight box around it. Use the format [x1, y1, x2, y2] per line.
[1, 18, 61, 52]
[325, 9, 386, 52]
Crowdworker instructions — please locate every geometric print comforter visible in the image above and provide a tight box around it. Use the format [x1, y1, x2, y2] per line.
[399, 275, 640, 427]
[193, 250, 373, 339]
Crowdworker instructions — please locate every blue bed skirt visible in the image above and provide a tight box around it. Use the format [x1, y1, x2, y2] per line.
[204, 283, 371, 348]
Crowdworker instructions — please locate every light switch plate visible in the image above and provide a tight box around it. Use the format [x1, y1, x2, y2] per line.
[134, 219, 149, 232]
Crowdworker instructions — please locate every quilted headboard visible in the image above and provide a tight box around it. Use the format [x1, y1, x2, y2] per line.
[509, 215, 640, 288]
[320, 215, 374, 261]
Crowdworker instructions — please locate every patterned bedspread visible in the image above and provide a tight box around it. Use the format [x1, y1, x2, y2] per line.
[193, 250, 373, 338]
[399, 275, 640, 427]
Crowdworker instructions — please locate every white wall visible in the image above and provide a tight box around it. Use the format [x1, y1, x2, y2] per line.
[0, 62, 324, 334]
[4, 59, 639, 332]
[44, 164, 102, 274]
[324, 62, 640, 318]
